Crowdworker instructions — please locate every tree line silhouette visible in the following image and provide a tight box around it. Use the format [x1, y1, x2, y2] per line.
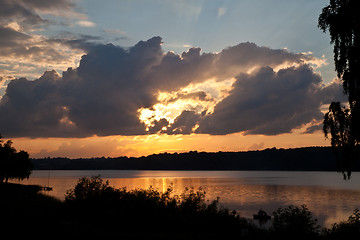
[31, 147, 360, 172]
[0, 135, 32, 183]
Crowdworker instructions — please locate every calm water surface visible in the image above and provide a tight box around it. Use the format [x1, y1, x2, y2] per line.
[15, 170, 360, 228]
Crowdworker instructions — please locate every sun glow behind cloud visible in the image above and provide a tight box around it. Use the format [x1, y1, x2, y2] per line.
[138, 77, 235, 133]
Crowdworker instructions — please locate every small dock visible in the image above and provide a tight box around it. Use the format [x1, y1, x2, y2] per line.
[41, 186, 53, 191]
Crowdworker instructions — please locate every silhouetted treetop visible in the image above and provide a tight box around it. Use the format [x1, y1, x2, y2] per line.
[0, 134, 32, 183]
[319, 0, 360, 178]
[318, 0, 360, 101]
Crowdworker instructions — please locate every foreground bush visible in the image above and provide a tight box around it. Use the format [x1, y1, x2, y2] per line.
[324, 209, 360, 239]
[64, 176, 258, 238]
[271, 205, 320, 239]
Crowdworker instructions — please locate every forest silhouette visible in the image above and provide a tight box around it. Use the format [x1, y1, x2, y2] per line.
[31, 147, 360, 172]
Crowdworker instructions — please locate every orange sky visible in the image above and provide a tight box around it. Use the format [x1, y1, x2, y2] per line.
[9, 130, 330, 159]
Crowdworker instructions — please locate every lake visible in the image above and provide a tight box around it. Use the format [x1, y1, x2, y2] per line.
[14, 170, 360, 228]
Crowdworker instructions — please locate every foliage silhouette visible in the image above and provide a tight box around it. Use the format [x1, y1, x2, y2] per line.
[318, 0, 360, 102]
[65, 175, 116, 201]
[0, 134, 32, 183]
[323, 102, 357, 179]
[64, 176, 254, 238]
[319, 0, 360, 178]
[2, 179, 360, 239]
[324, 209, 360, 239]
[271, 205, 320, 239]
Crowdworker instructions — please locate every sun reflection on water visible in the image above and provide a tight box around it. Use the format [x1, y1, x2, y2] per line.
[15, 170, 360, 228]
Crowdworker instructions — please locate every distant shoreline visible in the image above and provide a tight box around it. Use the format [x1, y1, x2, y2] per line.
[31, 146, 360, 172]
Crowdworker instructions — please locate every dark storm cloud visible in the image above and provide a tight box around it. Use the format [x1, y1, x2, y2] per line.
[215, 42, 303, 75]
[0, 38, 164, 137]
[164, 91, 212, 104]
[0, 26, 30, 45]
[0, 72, 71, 137]
[148, 42, 310, 92]
[46, 31, 105, 50]
[148, 111, 202, 135]
[197, 65, 345, 135]
[0, 0, 44, 27]
[0, 0, 74, 28]
[0, 37, 342, 137]
[165, 111, 202, 135]
[303, 123, 323, 134]
[0, 25, 49, 59]
[0, 25, 73, 65]
[0, 0, 95, 67]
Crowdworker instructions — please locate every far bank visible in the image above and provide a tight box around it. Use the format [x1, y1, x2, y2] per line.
[32, 147, 360, 171]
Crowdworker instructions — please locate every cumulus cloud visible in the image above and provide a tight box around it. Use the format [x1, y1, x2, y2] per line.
[0, 37, 344, 138]
[0, 38, 164, 137]
[76, 20, 96, 27]
[0, 0, 96, 80]
[0, 76, 14, 97]
[0, 0, 78, 29]
[0, 26, 86, 80]
[147, 42, 312, 93]
[197, 65, 345, 135]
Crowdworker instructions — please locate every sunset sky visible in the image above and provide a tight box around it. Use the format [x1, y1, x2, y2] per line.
[0, 0, 346, 158]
